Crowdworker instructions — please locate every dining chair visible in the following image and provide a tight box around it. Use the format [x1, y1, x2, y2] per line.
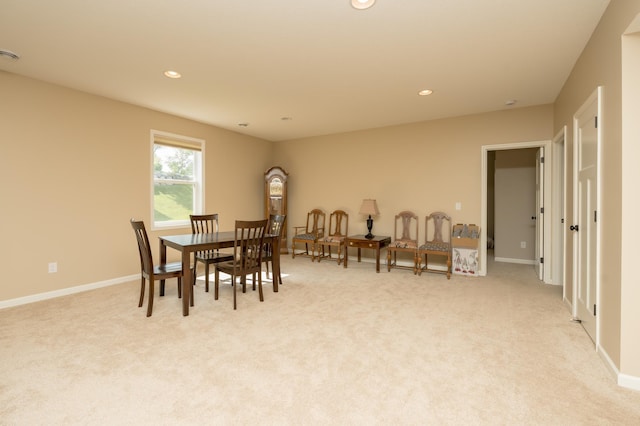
[263, 214, 286, 285]
[190, 214, 234, 293]
[416, 212, 452, 279]
[130, 219, 187, 317]
[386, 210, 419, 273]
[317, 209, 348, 265]
[214, 219, 268, 310]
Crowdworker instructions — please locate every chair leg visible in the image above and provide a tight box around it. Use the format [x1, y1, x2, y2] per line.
[160, 279, 165, 296]
[233, 275, 237, 310]
[177, 278, 182, 299]
[205, 263, 210, 292]
[138, 277, 145, 307]
[214, 267, 220, 300]
[258, 272, 264, 302]
[147, 281, 154, 317]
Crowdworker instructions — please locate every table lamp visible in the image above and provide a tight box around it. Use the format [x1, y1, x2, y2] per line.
[359, 199, 379, 239]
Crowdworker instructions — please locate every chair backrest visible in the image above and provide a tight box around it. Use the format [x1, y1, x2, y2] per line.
[267, 214, 286, 238]
[328, 210, 348, 237]
[232, 219, 268, 274]
[190, 213, 220, 234]
[425, 212, 451, 244]
[393, 210, 419, 242]
[305, 209, 325, 236]
[130, 219, 153, 276]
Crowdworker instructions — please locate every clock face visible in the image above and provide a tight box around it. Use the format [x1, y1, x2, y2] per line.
[269, 178, 283, 197]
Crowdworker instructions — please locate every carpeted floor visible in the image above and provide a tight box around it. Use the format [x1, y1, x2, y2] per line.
[1, 255, 639, 425]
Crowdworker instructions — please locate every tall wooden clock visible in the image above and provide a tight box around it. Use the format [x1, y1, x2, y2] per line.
[264, 166, 288, 253]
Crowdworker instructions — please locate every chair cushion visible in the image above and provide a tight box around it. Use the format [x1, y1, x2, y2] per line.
[294, 233, 316, 241]
[389, 240, 417, 249]
[322, 235, 345, 243]
[419, 241, 450, 252]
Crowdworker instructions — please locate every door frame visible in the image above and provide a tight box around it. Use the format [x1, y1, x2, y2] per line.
[552, 127, 567, 294]
[481, 140, 553, 282]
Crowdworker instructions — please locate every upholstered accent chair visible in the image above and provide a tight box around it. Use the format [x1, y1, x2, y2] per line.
[417, 212, 452, 279]
[386, 210, 419, 272]
[317, 210, 349, 265]
[292, 208, 326, 261]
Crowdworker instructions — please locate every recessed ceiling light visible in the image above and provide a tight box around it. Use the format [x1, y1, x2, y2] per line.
[418, 89, 433, 96]
[0, 49, 20, 60]
[163, 70, 181, 79]
[505, 99, 517, 106]
[238, 123, 249, 127]
[351, 0, 376, 10]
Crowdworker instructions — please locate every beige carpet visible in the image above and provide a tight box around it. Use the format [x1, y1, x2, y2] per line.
[1, 255, 639, 425]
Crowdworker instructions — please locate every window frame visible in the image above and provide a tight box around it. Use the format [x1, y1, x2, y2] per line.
[150, 130, 205, 230]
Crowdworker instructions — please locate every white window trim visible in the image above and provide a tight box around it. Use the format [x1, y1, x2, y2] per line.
[150, 129, 205, 230]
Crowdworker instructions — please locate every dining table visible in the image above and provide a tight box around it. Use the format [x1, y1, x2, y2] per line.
[159, 231, 280, 316]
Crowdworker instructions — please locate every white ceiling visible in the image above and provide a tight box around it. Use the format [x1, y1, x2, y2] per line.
[0, 0, 610, 141]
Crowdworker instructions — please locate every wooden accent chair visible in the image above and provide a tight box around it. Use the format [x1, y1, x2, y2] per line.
[130, 219, 185, 317]
[292, 208, 326, 261]
[417, 212, 452, 279]
[263, 214, 286, 285]
[386, 210, 419, 272]
[214, 219, 268, 310]
[190, 214, 234, 293]
[317, 210, 349, 265]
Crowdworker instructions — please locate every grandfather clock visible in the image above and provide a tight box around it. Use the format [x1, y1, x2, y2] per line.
[264, 166, 288, 253]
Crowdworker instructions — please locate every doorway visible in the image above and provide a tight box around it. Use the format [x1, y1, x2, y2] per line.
[481, 140, 554, 282]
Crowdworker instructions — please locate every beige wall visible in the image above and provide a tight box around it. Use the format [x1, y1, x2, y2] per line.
[274, 105, 553, 261]
[554, 0, 640, 378]
[0, 72, 274, 301]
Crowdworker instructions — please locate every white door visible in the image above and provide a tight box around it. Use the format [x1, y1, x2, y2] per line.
[535, 148, 545, 280]
[573, 92, 599, 342]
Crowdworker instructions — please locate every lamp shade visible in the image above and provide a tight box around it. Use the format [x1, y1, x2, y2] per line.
[359, 199, 379, 217]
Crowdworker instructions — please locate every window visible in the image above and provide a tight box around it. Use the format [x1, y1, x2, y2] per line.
[151, 130, 204, 229]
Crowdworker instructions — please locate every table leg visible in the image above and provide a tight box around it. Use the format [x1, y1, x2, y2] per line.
[159, 241, 167, 296]
[357, 248, 362, 263]
[182, 249, 192, 316]
[375, 246, 381, 273]
[344, 243, 348, 268]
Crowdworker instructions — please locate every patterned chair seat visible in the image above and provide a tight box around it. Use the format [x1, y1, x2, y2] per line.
[389, 240, 417, 249]
[295, 233, 316, 241]
[419, 241, 449, 252]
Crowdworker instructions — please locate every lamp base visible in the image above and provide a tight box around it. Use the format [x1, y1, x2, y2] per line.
[365, 216, 374, 239]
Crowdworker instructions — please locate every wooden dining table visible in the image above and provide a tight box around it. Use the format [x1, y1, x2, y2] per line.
[159, 231, 280, 316]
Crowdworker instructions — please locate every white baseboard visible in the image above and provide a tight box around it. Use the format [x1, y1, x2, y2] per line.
[598, 344, 640, 391]
[0, 274, 139, 310]
[494, 257, 536, 265]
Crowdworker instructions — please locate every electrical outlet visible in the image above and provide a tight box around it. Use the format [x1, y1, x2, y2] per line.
[48, 262, 57, 273]
[455, 202, 461, 211]
[520, 241, 526, 249]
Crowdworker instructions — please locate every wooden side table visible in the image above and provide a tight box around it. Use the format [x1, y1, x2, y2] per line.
[344, 235, 392, 273]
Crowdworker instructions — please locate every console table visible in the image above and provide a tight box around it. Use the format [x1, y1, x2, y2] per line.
[344, 234, 391, 273]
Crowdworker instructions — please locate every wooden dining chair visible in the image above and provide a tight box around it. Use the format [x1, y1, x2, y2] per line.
[386, 210, 419, 273]
[263, 214, 286, 285]
[130, 219, 186, 317]
[214, 219, 268, 310]
[416, 212, 452, 279]
[190, 214, 234, 293]
[317, 210, 349, 265]
[292, 208, 325, 261]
